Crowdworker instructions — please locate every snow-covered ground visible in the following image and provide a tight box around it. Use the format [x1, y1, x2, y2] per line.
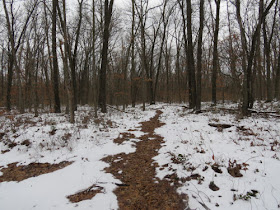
[0, 105, 155, 210]
[0, 102, 280, 210]
[154, 102, 280, 210]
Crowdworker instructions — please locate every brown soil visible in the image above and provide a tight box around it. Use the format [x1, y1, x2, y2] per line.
[211, 163, 223, 174]
[102, 110, 186, 209]
[114, 133, 136, 145]
[0, 161, 73, 182]
[228, 165, 243, 177]
[209, 181, 220, 191]
[67, 185, 104, 203]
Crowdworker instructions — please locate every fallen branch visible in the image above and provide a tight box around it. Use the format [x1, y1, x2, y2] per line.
[208, 123, 233, 129]
[249, 109, 279, 114]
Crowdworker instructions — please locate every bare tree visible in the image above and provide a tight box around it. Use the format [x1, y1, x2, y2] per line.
[52, 0, 61, 113]
[234, 0, 276, 115]
[2, 0, 39, 111]
[131, 0, 137, 107]
[99, 0, 114, 113]
[56, 0, 77, 123]
[196, 0, 205, 111]
[186, 0, 197, 109]
[134, 0, 149, 111]
[211, 0, 221, 106]
[178, 0, 196, 109]
[263, 1, 278, 102]
[92, 0, 98, 117]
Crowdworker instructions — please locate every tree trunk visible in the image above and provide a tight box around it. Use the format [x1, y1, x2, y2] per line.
[154, 1, 170, 104]
[211, 0, 220, 106]
[43, 0, 53, 109]
[3, 0, 15, 111]
[6, 55, 14, 111]
[196, 0, 204, 111]
[263, 2, 277, 102]
[141, 22, 146, 111]
[186, 0, 196, 109]
[56, 0, 75, 122]
[227, 1, 240, 102]
[52, 0, 61, 113]
[275, 51, 280, 99]
[0, 49, 4, 103]
[99, 0, 114, 113]
[92, 0, 98, 118]
[263, 23, 273, 102]
[235, 0, 276, 115]
[34, 51, 39, 117]
[131, 0, 136, 107]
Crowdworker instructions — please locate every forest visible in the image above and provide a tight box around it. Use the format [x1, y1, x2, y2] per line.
[0, 0, 279, 120]
[0, 0, 280, 210]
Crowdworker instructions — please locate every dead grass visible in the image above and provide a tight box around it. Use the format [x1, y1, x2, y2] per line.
[114, 133, 136, 144]
[0, 161, 73, 182]
[67, 185, 103, 203]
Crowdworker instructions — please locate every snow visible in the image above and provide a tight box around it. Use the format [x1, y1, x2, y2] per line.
[0, 105, 155, 210]
[154, 102, 280, 210]
[1, 102, 280, 209]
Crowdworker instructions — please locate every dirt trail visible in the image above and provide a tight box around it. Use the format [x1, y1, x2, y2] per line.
[102, 110, 186, 209]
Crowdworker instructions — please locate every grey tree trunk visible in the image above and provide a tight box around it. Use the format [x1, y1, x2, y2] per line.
[99, 0, 114, 113]
[92, 0, 98, 118]
[131, 0, 136, 108]
[211, 0, 220, 106]
[52, 0, 61, 113]
[186, 0, 197, 109]
[196, 0, 204, 111]
[275, 51, 280, 99]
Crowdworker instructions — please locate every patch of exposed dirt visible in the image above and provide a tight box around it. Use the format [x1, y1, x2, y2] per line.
[21, 139, 31, 147]
[237, 126, 257, 136]
[8, 142, 18, 149]
[1, 149, 10, 154]
[67, 185, 104, 203]
[209, 181, 220, 191]
[228, 165, 243, 177]
[102, 110, 186, 209]
[227, 160, 246, 177]
[114, 133, 136, 145]
[0, 161, 73, 182]
[209, 123, 233, 132]
[211, 163, 223, 174]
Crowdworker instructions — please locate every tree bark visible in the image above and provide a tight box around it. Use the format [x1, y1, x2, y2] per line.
[3, 0, 16, 111]
[0, 48, 4, 103]
[56, 0, 75, 122]
[196, 0, 204, 111]
[275, 50, 280, 99]
[263, 20, 273, 102]
[99, 0, 114, 113]
[52, 0, 61, 113]
[263, 2, 277, 102]
[131, 0, 136, 107]
[211, 0, 220, 106]
[92, 0, 98, 118]
[227, 1, 240, 102]
[186, 0, 197, 109]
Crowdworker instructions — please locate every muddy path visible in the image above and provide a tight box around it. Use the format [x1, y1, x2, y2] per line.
[102, 110, 186, 209]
